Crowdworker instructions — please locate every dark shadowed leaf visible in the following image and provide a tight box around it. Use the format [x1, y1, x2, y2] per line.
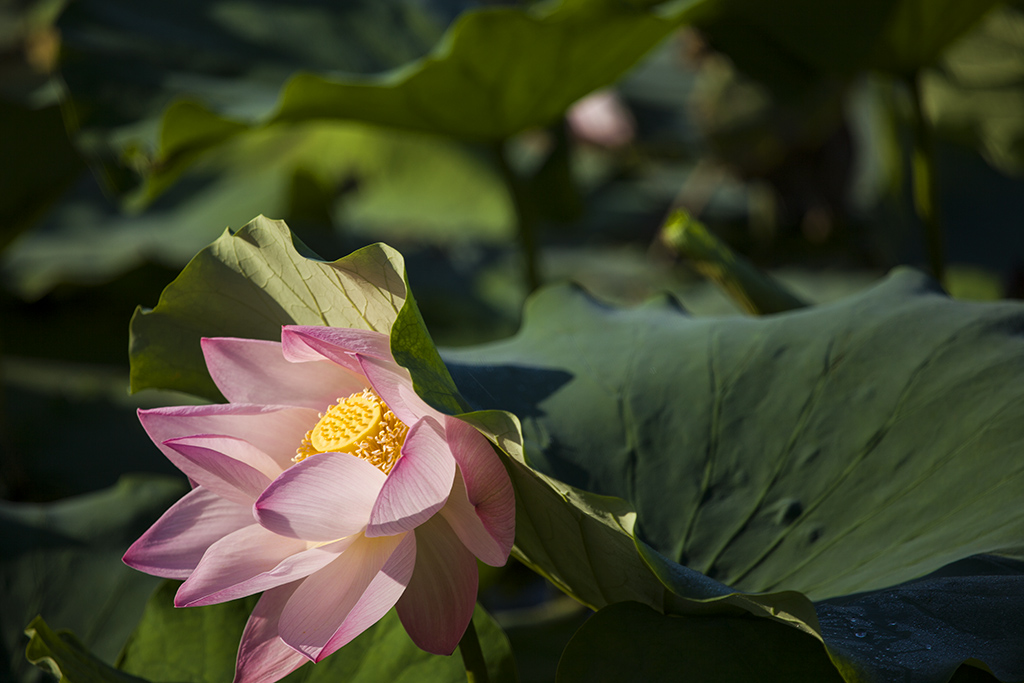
[691, 0, 998, 94]
[816, 556, 1024, 683]
[556, 601, 844, 683]
[3, 476, 186, 683]
[57, 0, 443, 158]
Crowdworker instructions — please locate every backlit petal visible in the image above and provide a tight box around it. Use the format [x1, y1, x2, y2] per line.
[355, 354, 437, 426]
[123, 487, 253, 579]
[281, 326, 392, 365]
[202, 337, 367, 409]
[234, 583, 309, 683]
[278, 534, 405, 660]
[366, 416, 454, 538]
[163, 438, 272, 505]
[177, 525, 357, 607]
[439, 417, 515, 566]
[396, 514, 478, 655]
[254, 453, 386, 541]
[317, 532, 416, 661]
[139, 403, 319, 471]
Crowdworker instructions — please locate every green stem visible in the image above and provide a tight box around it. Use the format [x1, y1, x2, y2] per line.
[458, 617, 489, 683]
[492, 141, 541, 293]
[660, 209, 807, 315]
[906, 71, 945, 283]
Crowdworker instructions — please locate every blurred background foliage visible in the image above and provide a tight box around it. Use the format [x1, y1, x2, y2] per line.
[4, 0, 1024, 681]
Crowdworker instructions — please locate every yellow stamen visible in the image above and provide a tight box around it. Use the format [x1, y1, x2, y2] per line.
[294, 389, 408, 474]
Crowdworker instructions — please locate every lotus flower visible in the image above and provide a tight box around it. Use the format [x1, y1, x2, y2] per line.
[123, 326, 515, 683]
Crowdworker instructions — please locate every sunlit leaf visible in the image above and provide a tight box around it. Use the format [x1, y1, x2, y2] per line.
[263, 2, 688, 141]
[128, 216, 408, 400]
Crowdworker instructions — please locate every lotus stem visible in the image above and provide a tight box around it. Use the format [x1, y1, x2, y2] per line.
[458, 617, 490, 683]
[493, 141, 541, 293]
[660, 210, 807, 315]
[906, 71, 945, 284]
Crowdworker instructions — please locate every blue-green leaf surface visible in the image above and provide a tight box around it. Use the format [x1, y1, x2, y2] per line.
[444, 270, 1024, 600]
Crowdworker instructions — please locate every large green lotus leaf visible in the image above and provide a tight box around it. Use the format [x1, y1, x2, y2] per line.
[924, 5, 1024, 177]
[443, 269, 1024, 601]
[261, 2, 689, 141]
[139, 110, 512, 240]
[458, 411, 819, 633]
[690, 0, 998, 93]
[112, 581, 517, 683]
[2, 476, 186, 683]
[128, 216, 408, 401]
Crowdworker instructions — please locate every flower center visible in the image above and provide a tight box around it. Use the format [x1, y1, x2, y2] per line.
[293, 389, 408, 474]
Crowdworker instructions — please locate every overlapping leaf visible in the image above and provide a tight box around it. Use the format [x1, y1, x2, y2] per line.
[444, 274, 1024, 600]
[128, 216, 408, 400]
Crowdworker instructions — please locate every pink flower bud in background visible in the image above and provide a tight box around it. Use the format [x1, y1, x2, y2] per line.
[567, 89, 636, 148]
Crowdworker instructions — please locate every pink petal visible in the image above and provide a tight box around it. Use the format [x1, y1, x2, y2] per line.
[396, 514, 478, 655]
[163, 435, 284, 481]
[123, 487, 253, 579]
[202, 337, 368, 410]
[254, 453, 386, 541]
[234, 583, 309, 683]
[139, 403, 320, 471]
[176, 525, 357, 607]
[278, 533, 406, 660]
[162, 438, 272, 505]
[280, 326, 391, 375]
[439, 417, 515, 566]
[317, 532, 417, 661]
[355, 354, 437, 427]
[366, 416, 455, 538]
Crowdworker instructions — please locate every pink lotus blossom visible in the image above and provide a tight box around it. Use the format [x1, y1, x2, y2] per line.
[123, 326, 515, 683]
